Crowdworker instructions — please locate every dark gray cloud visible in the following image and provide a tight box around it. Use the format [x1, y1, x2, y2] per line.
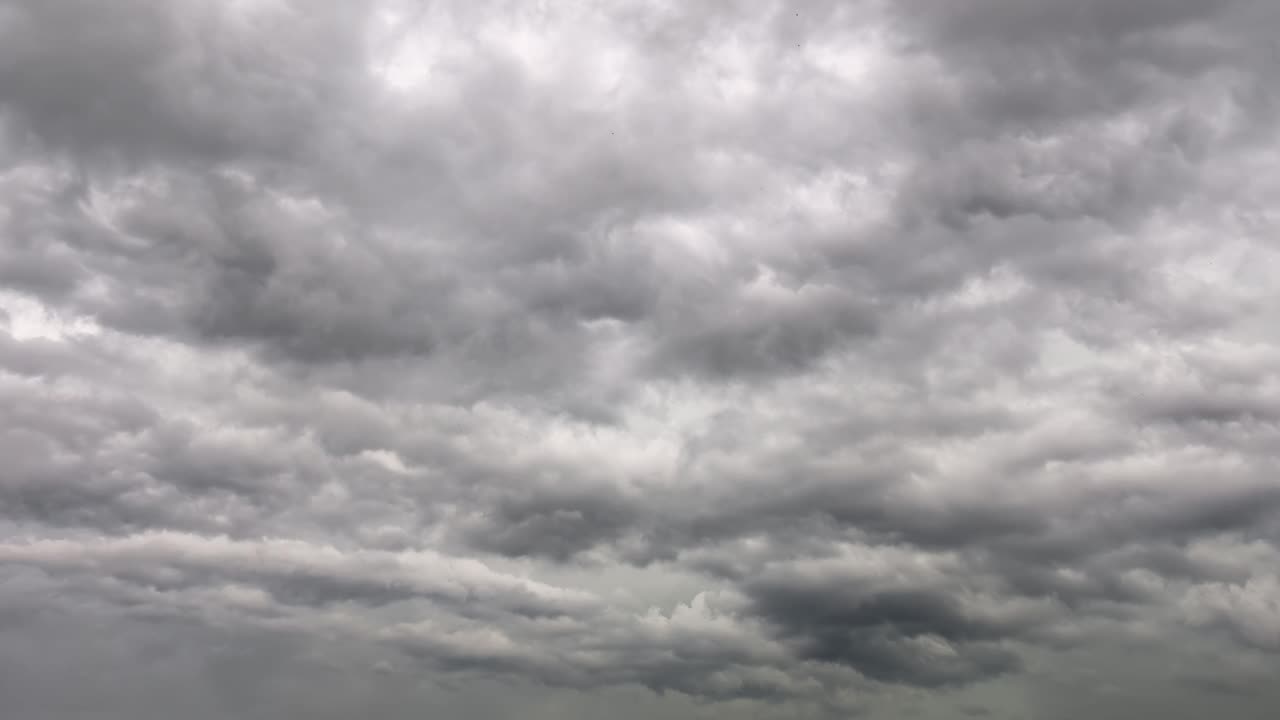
[3, 0, 1280, 718]
[747, 582, 1024, 687]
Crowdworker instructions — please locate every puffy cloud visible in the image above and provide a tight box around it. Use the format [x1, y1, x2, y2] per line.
[2, 0, 1280, 718]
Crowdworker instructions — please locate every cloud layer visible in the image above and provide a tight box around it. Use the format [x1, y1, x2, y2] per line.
[2, 1, 1280, 718]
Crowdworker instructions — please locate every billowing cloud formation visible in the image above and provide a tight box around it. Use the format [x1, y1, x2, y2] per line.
[2, 1, 1280, 718]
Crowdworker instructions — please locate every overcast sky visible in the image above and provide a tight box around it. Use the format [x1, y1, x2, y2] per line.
[2, 1, 1279, 718]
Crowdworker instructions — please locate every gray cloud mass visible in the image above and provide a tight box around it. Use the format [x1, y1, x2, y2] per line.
[2, 0, 1280, 718]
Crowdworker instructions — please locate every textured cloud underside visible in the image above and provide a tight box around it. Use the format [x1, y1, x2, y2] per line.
[2, 1, 1280, 718]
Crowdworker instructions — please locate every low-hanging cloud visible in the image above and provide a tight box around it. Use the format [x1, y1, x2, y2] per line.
[3, 0, 1280, 718]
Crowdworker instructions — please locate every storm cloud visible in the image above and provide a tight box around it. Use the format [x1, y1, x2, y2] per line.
[2, 0, 1280, 718]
